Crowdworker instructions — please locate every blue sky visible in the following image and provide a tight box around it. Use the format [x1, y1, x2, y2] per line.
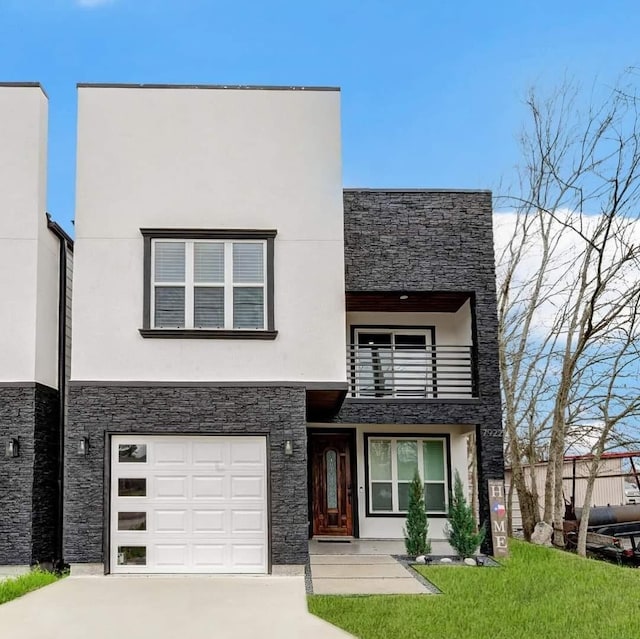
[2, 0, 640, 234]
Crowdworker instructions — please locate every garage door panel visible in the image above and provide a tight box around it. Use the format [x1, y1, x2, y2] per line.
[231, 544, 265, 568]
[154, 442, 187, 465]
[192, 475, 225, 499]
[155, 544, 188, 566]
[231, 510, 264, 533]
[155, 509, 187, 533]
[230, 476, 264, 499]
[193, 442, 226, 465]
[193, 509, 226, 533]
[155, 476, 188, 499]
[230, 441, 265, 466]
[111, 436, 267, 574]
[193, 544, 226, 567]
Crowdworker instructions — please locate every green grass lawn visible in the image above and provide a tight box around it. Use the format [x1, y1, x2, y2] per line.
[308, 540, 640, 639]
[0, 570, 60, 605]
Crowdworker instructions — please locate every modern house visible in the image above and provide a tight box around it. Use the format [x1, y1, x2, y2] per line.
[0, 82, 504, 575]
[0, 84, 72, 569]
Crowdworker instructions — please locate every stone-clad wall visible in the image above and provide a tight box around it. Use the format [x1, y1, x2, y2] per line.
[32, 384, 60, 562]
[0, 384, 59, 565]
[65, 385, 308, 568]
[342, 190, 504, 553]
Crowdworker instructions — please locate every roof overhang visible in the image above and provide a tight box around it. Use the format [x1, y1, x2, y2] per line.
[306, 383, 348, 421]
[346, 291, 471, 313]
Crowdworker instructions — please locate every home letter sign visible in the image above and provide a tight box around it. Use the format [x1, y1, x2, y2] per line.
[488, 480, 509, 557]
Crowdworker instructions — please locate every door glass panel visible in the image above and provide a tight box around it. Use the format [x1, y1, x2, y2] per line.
[371, 483, 392, 511]
[118, 512, 147, 531]
[356, 333, 393, 397]
[369, 440, 391, 480]
[398, 482, 411, 511]
[397, 440, 418, 481]
[118, 444, 147, 463]
[424, 441, 445, 481]
[118, 478, 147, 497]
[394, 334, 428, 397]
[395, 334, 427, 348]
[117, 546, 146, 566]
[425, 484, 446, 512]
[326, 450, 338, 510]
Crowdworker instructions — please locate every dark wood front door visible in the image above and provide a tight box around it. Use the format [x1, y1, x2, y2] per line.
[310, 432, 353, 536]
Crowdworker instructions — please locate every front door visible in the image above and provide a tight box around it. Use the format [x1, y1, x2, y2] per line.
[310, 432, 353, 536]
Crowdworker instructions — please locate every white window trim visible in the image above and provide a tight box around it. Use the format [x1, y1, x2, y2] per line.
[368, 436, 448, 515]
[151, 238, 267, 330]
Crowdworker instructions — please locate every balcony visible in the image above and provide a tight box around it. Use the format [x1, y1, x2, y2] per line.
[347, 343, 476, 399]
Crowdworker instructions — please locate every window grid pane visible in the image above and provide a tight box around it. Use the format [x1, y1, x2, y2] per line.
[398, 482, 412, 511]
[194, 287, 224, 328]
[371, 482, 393, 511]
[425, 483, 446, 512]
[424, 440, 445, 481]
[154, 242, 185, 282]
[233, 287, 264, 329]
[194, 242, 224, 283]
[396, 440, 418, 481]
[154, 287, 185, 328]
[233, 243, 264, 283]
[369, 440, 392, 480]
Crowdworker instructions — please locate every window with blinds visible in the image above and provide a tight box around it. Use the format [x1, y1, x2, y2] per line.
[152, 239, 266, 330]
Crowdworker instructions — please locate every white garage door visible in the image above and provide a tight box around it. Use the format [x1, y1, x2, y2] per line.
[110, 435, 268, 574]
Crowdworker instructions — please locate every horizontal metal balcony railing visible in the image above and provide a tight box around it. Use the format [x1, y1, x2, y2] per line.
[347, 344, 476, 399]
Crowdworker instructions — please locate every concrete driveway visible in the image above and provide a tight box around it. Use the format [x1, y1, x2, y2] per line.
[0, 575, 353, 639]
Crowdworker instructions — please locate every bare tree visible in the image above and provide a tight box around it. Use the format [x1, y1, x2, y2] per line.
[575, 297, 640, 555]
[497, 75, 640, 545]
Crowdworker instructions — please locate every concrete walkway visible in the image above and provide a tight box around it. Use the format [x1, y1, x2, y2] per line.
[308, 539, 451, 595]
[310, 553, 429, 594]
[0, 575, 353, 639]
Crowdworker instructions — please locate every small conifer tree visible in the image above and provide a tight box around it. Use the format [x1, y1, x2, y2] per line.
[446, 470, 485, 558]
[403, 471, 431, 557]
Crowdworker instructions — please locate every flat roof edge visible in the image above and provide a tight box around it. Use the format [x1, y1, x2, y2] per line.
[77, 83, 340, 92]
[343, 188, 492, 194]
[0, 82, 48, 98]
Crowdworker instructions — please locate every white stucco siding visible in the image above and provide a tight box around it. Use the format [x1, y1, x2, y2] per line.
[0, 85, 58, 387]
[72, 87, 345, 382]
[34, 225, 61, 388]
[0, 86, 46, 240]
[0, 241, 38, 381]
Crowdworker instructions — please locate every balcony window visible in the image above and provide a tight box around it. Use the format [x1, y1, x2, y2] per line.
[348, 326, 474, 398]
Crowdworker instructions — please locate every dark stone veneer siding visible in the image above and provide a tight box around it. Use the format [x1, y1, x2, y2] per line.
[64, 385, 308, 567]
[342, 190, 504, 553]
[0, 384, 60, 565]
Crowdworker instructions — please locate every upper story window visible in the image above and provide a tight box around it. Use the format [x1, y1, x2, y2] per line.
[140, 229, 277, 339]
